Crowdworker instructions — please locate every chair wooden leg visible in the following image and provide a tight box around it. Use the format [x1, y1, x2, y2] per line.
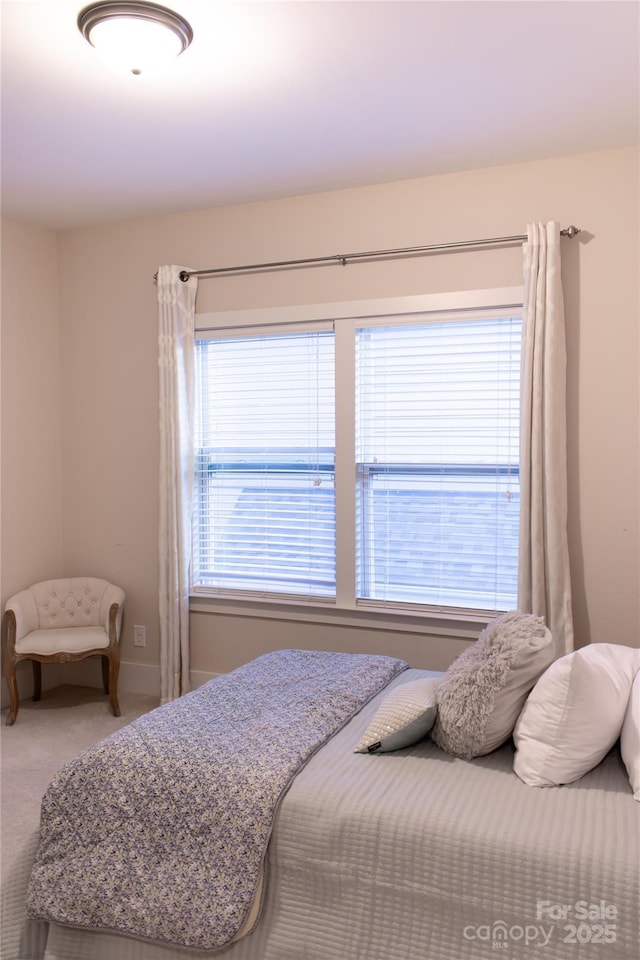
[108, 652, 121, 717]
[32, 661, 42, 702]
[5, 658, 19, 726]
[2, 611, 19, 725]
[101, 655, 110, 695]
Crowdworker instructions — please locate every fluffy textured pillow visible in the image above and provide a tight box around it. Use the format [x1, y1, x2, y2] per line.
[619, 665, 640, 800]
[430, 612, 554, 760]
[513, 644, 640, 787]
[354, 676, 440, 754]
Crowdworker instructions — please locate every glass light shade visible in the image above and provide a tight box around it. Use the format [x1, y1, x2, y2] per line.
[78, 3, 193, 78]
[88, 17, 182, 76]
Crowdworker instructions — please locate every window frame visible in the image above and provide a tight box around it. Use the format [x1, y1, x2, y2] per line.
[192, 286, 524, 633]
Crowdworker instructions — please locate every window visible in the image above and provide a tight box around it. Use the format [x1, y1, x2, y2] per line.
[193, 289, 522, 617]
[194, 331, 335, 598]
[356, 318, 520, 611]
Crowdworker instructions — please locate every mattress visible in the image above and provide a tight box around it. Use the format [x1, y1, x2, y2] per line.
[3, 668, 638, 960]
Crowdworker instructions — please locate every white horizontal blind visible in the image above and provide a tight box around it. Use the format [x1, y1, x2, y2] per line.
[355, 316, 521, 612]
[193, 331, 335, 598]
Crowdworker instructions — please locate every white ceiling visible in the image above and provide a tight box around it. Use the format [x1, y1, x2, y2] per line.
[1, 0, 638, 230]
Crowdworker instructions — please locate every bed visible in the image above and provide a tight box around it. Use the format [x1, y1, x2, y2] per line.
[2, 644, 639, 960]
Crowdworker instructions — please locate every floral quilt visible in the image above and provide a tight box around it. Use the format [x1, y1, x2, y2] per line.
[26, 649, 407, 951]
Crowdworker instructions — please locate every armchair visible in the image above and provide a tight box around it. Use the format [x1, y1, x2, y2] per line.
[2, 577, 125, 726]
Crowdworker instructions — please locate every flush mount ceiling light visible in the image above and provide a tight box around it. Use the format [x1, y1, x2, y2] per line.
[78, 2, 193, 77]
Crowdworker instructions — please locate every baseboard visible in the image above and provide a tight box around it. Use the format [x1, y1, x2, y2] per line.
[1, 661, 79, 708]
[1, 667, 29, 708]
[1, 661, 219, 707]
[189, 669, 219, 689]
[117, 665, 219, 695]
[117, 664, 219, 695]
[118, 661, 161, 697]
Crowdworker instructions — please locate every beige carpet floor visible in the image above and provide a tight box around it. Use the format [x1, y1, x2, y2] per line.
[0, 684, 158, 882]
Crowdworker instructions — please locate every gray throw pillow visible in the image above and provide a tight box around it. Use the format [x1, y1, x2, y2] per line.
[354, 676, 441, 754]
[431, 612, 554, 760]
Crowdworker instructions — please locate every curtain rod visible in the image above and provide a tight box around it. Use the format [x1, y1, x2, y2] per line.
[161, 226, 581, 283]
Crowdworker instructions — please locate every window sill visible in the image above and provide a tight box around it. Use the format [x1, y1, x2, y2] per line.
[189, 592, 493, 642]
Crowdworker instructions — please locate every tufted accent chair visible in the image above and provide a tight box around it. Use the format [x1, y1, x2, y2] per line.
[2, 577, 125, 726]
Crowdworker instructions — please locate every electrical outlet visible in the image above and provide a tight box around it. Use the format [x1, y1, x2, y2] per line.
[133, 625, 146, 647]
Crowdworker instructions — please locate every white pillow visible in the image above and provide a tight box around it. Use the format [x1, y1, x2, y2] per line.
[354, 677, 440, 754]
[621, 668, 640, 801]
[513, 643, 640, 786]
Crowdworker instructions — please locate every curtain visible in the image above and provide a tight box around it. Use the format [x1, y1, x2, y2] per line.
[518, 222, 574, 656]
[157, 265, 198, 702]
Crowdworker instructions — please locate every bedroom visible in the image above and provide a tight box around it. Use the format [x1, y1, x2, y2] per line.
[1, 1, 639, 958]
[2, 0, 639, 688]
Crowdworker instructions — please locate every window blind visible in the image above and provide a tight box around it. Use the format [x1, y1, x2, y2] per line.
[355, 316, 521, 612]
[193, 331, 336, 598]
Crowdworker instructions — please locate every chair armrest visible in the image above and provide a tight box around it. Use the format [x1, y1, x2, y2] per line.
[101, 584, 125, 640]
[4, 589, 39, 643]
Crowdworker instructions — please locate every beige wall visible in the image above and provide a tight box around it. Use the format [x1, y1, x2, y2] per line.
[0, 217, 64, 701]
[2, 145, 639, 690]
[1, 217, 63, 598]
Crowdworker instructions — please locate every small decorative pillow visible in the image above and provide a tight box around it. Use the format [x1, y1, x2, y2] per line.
[621, 669, 640, 800]
[513, 643, 640, 787]
[354, 676, 440, 754]
[430, 612, 554, 760]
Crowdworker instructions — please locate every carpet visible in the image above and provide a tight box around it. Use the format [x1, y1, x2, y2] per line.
[1, 684, 158, 883]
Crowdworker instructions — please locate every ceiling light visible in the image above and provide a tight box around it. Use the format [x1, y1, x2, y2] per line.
[78, 2, 193, 78]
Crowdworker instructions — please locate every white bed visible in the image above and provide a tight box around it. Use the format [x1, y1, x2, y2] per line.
[3, 666, 639, 960]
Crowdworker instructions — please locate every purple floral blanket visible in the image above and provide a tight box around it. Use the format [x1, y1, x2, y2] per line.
[26, 649, 407, 951]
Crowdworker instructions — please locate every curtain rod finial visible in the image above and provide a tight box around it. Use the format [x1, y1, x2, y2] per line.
[563, 225, 580, 238]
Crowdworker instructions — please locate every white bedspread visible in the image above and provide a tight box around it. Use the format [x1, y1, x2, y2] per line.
[3, 668, 639, 960]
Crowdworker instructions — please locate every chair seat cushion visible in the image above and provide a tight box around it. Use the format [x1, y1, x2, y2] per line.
[15, 626, 110, 656]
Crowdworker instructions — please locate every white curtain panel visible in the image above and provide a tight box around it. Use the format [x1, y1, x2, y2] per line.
[157, 266, 198, 702]
[518, 222, 574, 656]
